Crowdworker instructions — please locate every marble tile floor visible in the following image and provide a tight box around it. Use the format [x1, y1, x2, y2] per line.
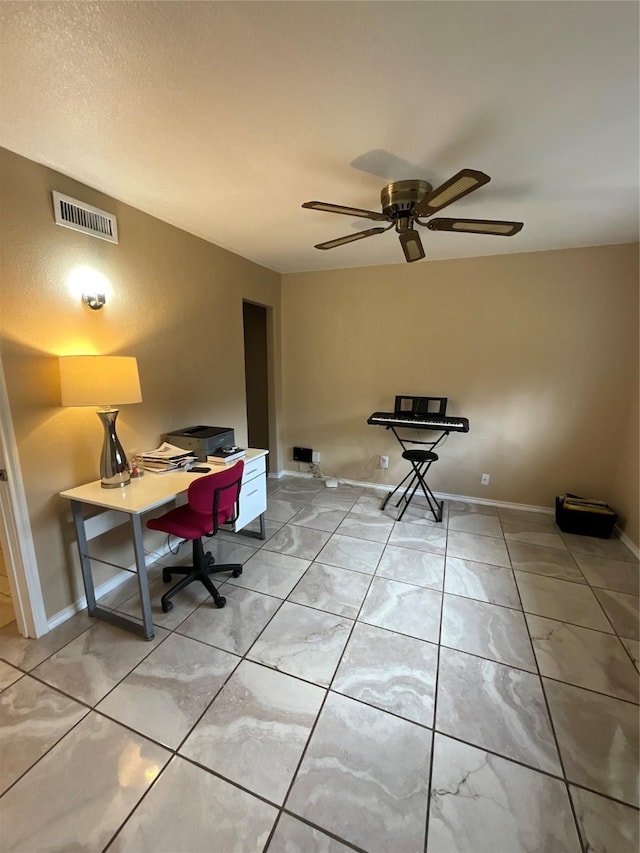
[0, 477, 639, 852]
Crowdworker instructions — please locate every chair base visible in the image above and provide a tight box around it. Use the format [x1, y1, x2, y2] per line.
[160, 538, 242, 613]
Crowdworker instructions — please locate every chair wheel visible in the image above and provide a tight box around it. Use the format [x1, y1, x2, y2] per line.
[232, 568, 242, 578]
[161, 599, 173, 613]
[215, 596, 226, 609]
[162, 569, 172, 583]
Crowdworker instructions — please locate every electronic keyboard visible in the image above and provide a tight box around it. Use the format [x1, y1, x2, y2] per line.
[367, 412, 470, 432]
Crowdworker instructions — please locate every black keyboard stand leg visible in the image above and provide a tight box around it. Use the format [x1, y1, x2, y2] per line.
[394, 459, 443, 523]
[413, 462, 443, 523]
[381, 468, 414, 511]
[396, 472, 422, 521]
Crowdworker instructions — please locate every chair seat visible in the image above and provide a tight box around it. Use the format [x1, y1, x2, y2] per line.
[402, 449, 439, 463]
[147, 504, 212, 539]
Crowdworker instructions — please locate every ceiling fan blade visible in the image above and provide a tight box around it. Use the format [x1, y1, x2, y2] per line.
[314, 227, 387, 250]
[302, 201, 388, 221]
[427, 218, 523, 236]
[399, 229, 425, 263]
[414, 169, 491, 217]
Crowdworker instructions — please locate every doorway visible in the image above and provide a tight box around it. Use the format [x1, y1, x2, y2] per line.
[242, 301, 271, 471]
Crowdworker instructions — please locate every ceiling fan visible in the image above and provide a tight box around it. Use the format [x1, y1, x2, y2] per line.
[302, 169, 523, 263]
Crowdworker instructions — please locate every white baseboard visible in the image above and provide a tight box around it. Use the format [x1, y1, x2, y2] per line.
[281, 468, 556, 514]
[616, 528, 640, 560]
[46, 540, 175, 632]
[281, 468, 640, 550]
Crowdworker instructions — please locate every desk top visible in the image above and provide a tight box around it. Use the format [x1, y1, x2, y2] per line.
[59, 448, 268, 515]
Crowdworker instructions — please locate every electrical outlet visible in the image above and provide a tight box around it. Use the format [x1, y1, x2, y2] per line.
[481, 473, 490, 485]
[312, 451, 321, 463]
[380, 455, 389, 469]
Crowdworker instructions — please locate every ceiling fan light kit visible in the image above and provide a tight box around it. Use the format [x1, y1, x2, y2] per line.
[302, 168, 523, 263]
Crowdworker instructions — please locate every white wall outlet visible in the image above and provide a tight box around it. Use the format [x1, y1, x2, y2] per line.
[481, 473, 490, 485]
[312, 451, 321, 463]
[380, 455, 389, 469]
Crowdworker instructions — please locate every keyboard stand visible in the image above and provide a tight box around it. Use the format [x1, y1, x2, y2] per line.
[381, 425, 448, 523]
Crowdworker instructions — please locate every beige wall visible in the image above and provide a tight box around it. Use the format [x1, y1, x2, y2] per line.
[0, 149, 281, 619]
[281, 243, 639, 545]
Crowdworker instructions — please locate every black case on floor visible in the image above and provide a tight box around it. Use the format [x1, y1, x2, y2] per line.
[555, 494, 617, 539]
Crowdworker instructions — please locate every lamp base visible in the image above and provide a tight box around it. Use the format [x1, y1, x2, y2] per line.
[97, 408, 131, 488]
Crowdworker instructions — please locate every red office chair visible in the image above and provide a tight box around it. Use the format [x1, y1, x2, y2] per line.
[146, 462, 244, 613]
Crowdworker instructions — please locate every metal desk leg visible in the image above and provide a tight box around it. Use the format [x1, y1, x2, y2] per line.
[70, 500, 155, 640]
[131, 514, 155, 639]
[236, 512, 267, 541]
[70, 500, 97, 614]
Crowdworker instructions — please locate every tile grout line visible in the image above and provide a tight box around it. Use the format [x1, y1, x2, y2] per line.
[2, 544, 294, 850]
[102, 546, 301, 852]
[422, 517, 448, 853]
[0, 617, 95, 675]
[265, 511, 388, 850]
[512, 545, 587, 853]
[256, 493, 384, 852]
[89, 676, 639, 833]
[0, 694, 91, 800]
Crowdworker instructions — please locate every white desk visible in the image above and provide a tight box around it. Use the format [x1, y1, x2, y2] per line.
[60, 449, 268, 639]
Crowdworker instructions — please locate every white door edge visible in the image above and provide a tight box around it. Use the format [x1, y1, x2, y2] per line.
[0, 357, 48, 637]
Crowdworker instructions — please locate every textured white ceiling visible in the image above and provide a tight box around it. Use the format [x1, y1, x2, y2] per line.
[1, 1, 638, 273]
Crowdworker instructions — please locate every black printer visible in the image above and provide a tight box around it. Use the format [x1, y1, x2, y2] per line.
[163, 425, 235, 461]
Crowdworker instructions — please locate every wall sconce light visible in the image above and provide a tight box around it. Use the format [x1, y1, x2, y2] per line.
[82, 292, 106, 310]
[68, 266, 110, 310]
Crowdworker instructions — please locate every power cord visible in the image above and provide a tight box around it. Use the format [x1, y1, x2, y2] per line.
[167, 534, 186, 555]
[306, 456, 384, 486]
[302, 432, 449, 488]
[307, 461, 324, 479]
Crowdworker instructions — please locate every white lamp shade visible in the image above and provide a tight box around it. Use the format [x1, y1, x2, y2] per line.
[60, 356, 142, 407]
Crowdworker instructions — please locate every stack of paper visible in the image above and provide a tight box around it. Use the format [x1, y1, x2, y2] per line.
[141, 442, 196, 473]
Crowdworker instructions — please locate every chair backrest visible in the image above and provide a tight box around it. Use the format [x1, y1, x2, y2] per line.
[187, 461, 244, 533]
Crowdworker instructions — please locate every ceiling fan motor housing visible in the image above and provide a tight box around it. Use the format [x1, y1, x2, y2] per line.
[381, 180, 432, 216]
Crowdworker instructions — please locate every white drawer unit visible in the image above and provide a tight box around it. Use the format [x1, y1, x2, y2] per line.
[232, 449, 268, 537]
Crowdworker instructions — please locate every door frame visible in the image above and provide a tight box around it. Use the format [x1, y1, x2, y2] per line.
[0, 357, 48, 637]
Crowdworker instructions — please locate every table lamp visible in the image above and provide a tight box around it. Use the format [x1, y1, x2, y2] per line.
[59, 356, 142, 488]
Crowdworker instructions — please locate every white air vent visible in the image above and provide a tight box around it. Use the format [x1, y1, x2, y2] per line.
[52, 191, 118, 243]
